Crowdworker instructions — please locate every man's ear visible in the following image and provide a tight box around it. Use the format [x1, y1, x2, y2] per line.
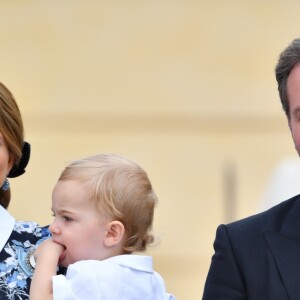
[288, 117, 292, 131]
[104, 221, 125, 247]
[288, 118, 296, 142]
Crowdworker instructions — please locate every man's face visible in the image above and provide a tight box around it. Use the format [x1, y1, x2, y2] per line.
[287, 63, 300, 155]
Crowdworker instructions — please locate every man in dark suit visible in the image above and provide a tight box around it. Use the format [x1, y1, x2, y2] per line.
[202, 38, 300, 300]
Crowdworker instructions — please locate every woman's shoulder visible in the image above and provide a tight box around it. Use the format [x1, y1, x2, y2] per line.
[13, 221, 51, 243]
[0, 223, 51, 299]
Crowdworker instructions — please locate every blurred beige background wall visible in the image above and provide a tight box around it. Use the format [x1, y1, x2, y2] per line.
[2, 1, 300, 299]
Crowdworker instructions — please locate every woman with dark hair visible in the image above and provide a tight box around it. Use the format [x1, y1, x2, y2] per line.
[0, 81, 53, 299]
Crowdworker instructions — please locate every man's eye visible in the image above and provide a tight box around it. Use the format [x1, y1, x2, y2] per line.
[63, 216, 72, 222]
[293, 114, 300, 122]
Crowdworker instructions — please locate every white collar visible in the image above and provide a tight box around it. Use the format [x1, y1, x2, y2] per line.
[106, 255, 153, 273]
[0, 205, 15, 251]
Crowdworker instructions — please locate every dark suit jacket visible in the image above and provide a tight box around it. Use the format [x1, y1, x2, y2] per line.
[202, 195, 300, 300]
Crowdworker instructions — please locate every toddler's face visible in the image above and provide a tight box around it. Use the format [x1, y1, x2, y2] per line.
[49, 180, 108, 267]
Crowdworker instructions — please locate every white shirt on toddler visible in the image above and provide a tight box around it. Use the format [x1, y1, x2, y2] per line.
[52, 254, 176, 300]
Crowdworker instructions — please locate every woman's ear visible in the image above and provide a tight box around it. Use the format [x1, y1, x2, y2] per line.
[104, 221, 125, 247]
[7, 152, 15, 176]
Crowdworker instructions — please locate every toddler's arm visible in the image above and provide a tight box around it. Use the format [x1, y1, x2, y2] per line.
[30, 238, 65, 300]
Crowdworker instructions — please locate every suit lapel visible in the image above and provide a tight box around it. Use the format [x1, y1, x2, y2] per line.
[265, 201, 300, 300]
[266, 231, 300, 300]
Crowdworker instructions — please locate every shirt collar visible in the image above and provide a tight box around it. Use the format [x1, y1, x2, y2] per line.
[0, 205, 15, 251]
[107, 254, 153, 273]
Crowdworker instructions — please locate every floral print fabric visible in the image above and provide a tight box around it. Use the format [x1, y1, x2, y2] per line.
[0, 221, 51, 299]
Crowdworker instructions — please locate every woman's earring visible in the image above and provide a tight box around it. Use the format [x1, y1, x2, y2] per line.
[8, 141, 31, 178]
[1, 179, 10, 191]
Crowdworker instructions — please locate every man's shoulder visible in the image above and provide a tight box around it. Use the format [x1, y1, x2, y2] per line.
[226, 195, 300, 236]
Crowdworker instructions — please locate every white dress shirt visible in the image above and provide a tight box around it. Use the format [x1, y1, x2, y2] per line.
[0, 205, 15, 252]
[53, 254, 176, 300]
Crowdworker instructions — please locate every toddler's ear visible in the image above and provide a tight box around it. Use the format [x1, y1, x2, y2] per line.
[104, 221, 125, 247]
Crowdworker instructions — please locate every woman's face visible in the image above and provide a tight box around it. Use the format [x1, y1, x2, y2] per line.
[0, 133, 14, 186]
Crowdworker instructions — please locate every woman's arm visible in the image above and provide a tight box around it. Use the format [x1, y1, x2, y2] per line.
[30, 238, 65, 300]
